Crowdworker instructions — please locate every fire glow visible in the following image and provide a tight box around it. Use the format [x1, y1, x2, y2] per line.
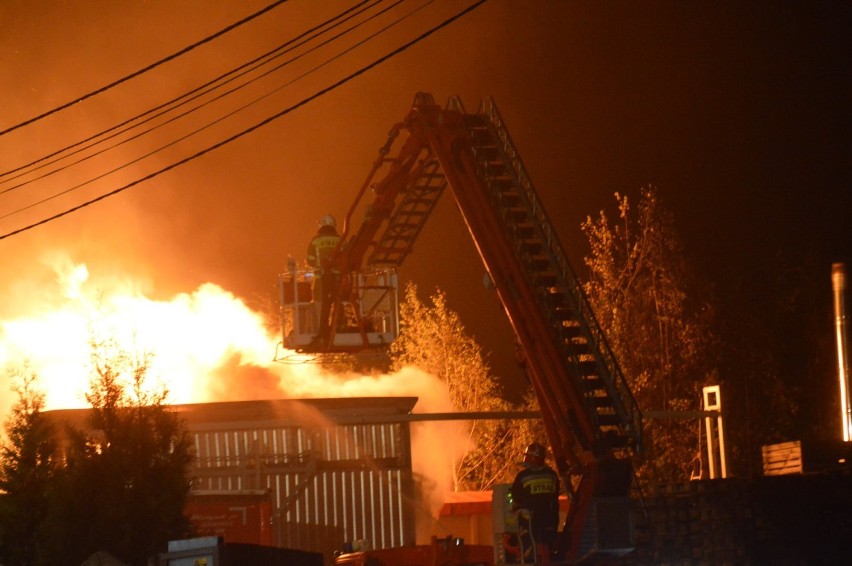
[0, 256, 469, 503]
[0, 257, 422, 409]
[0, 258, 280, 411]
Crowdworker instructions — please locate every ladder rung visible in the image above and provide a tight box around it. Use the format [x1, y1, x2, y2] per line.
[597, 414, 622, 427]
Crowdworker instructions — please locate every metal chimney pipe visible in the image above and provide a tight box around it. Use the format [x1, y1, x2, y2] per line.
[831, 263, 852, 442]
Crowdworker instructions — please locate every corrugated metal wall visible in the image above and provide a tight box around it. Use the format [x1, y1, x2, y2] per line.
[186, 399, 416, 556]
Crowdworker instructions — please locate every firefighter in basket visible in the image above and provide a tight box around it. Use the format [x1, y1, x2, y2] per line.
[306, 214, 341, 339]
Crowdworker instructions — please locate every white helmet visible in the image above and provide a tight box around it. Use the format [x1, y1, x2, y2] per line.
[319, 214, 336, 228]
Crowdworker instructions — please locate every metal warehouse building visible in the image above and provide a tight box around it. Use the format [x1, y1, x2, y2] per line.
[47, 397, 418, 560]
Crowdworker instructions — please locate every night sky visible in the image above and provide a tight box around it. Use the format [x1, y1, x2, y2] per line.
[1, 1, 849, 401]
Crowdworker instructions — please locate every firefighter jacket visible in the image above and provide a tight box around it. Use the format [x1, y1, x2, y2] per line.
[511, 464, 559, 543]
[307, 225, 340, 269]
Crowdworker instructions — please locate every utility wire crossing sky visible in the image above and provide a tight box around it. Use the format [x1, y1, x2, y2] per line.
[0, 0, 486, 241]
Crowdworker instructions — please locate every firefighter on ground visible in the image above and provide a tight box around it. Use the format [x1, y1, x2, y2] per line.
[306, 214, 341, 338]
[511, 442, 560, 563]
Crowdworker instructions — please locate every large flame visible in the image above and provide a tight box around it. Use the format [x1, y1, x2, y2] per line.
[0, 255, 468, 505]
[0, 256, 280, 411]
[0, 256, 437, 409]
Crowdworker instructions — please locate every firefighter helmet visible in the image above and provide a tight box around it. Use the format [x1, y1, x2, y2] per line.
[524, 442, 547, 466]
[319, 214, 337, 228]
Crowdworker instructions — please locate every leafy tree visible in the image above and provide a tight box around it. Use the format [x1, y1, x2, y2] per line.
[49, 337, 194, 565]
[581, 187, 721, 483]
[0, 366, 58, 566]
[390, 283, 534, 490]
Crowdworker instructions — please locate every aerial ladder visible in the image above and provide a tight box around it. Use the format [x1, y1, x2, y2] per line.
[279, 93, 642, 563]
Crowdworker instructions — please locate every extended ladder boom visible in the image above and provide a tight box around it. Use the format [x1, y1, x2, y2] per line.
[324, 93, 641, 561]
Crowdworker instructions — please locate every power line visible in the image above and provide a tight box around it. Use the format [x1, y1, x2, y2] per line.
[0, 0, 289, 137]
[0, 0, 375, 184]
[0, 0, 487, 242]
[0, 0, 382, 195]
[0, 0, 408, 221]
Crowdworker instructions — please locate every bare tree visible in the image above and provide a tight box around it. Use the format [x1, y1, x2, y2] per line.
[582, 187, 720, 482]
[390, 283, 535, 490]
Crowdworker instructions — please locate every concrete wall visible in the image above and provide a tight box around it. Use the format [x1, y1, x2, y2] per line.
[621, 472, 852, 565]
[422, 473, 852, 565]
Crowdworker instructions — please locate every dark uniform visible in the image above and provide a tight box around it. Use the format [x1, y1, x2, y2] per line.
[511, 443, 559, 562]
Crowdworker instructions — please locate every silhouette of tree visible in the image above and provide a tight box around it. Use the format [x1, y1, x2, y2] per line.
[49, 337, 194, 565]
[0, 366, 58, 566]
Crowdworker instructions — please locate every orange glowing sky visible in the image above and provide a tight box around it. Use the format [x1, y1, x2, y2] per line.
[0, 1, 848, 416]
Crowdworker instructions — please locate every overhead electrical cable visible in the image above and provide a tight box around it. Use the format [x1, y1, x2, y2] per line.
[0, 0, 383, 194]
[0, 0, 409, 219]
[0, 0, 289, 137]
[0, 0, 377, 184]
[0, 0, 487, 242]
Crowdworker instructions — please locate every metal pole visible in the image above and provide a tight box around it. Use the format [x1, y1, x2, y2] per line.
[832, 263, 852, 442]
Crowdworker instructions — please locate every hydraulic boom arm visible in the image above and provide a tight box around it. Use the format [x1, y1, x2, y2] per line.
[323, 93, 641, 562]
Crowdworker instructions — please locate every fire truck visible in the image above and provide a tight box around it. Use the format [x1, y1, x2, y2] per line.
[279, 93, 642, 564]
